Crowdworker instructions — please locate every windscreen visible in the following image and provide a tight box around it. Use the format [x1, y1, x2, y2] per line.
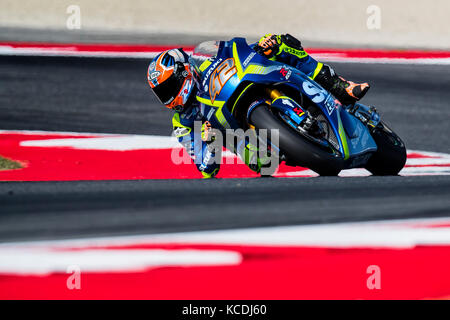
[189, 40, 221, 84]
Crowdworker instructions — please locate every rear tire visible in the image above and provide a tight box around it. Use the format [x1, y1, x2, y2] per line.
[249, 104, 344, 176]
[365, 122, 407, 175]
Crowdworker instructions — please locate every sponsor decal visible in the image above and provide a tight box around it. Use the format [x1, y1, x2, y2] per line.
[148, 70, 161, 81]
[283, 46, 308, 58]
[281, 98, 295, 108]
[147, 61, 159, 81]
[280, 98, 304, 117]
[206, 107, 215, 120]
[180, 78, 193, 103]
[279, 67, 292, 80]
[209, 58, 237, 104]
[242, 52, 256, 68]
[302, 82, 327, 104]
[324, 94, 336, 115]
[199, 152, 212, 170]
[173, 127, 189, 137]
[293, 106, 304, 116]
[286, 69, 292, 79]
[248, 100, 262, 110]
[202, 58, 223, 87]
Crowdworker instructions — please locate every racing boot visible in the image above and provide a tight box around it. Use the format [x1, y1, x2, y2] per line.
[315, 64, 370, 105]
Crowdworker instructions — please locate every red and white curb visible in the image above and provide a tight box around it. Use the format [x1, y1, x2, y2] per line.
[1, 42, 450, 64]
[1, 217, 450, 299]
[0, 130, 449, 181]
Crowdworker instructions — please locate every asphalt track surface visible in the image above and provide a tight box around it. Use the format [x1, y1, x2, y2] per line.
[0, 55, 449, 242]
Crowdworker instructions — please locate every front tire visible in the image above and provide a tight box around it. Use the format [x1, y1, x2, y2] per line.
[249, 104, 344, 176]
[365, 122, 407, 175]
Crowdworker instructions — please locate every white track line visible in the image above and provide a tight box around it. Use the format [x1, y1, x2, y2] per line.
[9, 131, 450, 176]
[1, 217, 450, 249]
[20, 135, 180, 150]
[1, 46, 450, 65]
[0, 248, 241, 275]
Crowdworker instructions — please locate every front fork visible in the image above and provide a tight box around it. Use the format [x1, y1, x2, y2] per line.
[267, 88, 282, 100]
[265, 88, 325, 137]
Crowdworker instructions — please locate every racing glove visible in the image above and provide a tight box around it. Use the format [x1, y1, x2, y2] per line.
[255, 33, 304, 59]
[201, 121, 214, 142]
[201, 120, 220, 154]
[255, 34, 281, 58]
[199, 121, 221, 178]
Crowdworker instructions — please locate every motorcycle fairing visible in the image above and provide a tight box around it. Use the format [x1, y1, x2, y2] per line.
[191, 37, 377, 165]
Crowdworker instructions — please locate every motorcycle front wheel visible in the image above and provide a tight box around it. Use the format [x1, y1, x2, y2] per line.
[249, 103, 344, 176]
[365, 121, 407, 175]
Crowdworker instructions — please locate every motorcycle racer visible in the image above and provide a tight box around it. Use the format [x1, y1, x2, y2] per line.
[147, 34, 370, 178]
[255, 34, 370, 105]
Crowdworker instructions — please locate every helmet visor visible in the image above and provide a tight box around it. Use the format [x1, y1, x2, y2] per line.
[152, 72, 185, 105]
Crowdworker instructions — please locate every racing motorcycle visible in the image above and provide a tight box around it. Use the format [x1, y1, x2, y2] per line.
[189, 38, 407, 176]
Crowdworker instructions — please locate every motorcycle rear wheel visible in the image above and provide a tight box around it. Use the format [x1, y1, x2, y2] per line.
[365, 121, 407, 175]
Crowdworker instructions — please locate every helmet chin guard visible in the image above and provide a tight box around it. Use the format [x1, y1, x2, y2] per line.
[147, 48, 195, 110]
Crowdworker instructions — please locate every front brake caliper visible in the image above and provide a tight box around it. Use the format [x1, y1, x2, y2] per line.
[300, 111, 326, 138]
[348, 103, 380, 128]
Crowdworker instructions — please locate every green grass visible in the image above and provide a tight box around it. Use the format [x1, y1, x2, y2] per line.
[0, 155, 22, 170]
